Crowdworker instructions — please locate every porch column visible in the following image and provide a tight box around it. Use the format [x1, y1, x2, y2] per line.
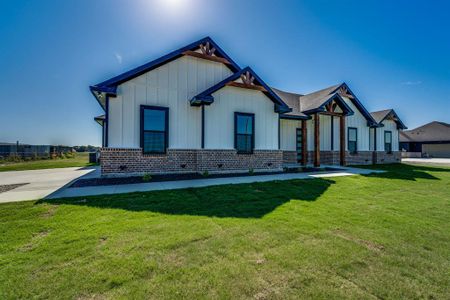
[301, 119, 307, 165]
[314, 113, 320, 167]
[340, 115, 346, 166]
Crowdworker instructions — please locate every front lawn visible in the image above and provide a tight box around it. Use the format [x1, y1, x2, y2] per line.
[0, 152, 96, 172]
[0, 164, 449, 299]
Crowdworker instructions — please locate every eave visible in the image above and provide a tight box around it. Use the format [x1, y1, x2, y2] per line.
[190, 66, 291, 114]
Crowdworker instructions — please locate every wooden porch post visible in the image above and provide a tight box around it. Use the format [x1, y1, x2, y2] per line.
[314, 114, 320, 167]
[301, 119, 307, 165]
[340, 116, 346, 166]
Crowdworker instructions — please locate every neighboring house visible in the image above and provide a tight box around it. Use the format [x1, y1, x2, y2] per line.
[91, 37, 407, 176]
[400, 121, 450, 158]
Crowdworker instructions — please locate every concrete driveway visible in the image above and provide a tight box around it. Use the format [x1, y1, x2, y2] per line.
[0, 166, 99, 203]
[402, 158, 450, 166]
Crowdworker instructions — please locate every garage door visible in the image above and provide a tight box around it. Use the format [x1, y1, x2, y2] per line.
[422, 144, 450, 158]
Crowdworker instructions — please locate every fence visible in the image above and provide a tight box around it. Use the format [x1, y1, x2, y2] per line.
[0, 145, 74, 160]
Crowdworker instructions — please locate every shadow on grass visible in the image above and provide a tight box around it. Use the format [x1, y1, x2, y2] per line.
[359, 163, 449, 181]
[38, 178, 335, 218]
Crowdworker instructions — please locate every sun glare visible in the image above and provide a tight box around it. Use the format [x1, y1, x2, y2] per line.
[157, 0, 188, 14]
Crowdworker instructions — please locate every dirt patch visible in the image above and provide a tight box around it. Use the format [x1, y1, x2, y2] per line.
[41, 205, 58, 219]
[332, 229, 385, 252]
[99, 236, 108, 246]
[0, 183, 28, 194]
[18, 229, 50, 252]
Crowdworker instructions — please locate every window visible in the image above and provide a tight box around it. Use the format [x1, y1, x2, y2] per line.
[140, 105, 168, 154]
[235, 112, 254, 154]
[385, 131, 392, 153]
[348, 127, 357, 154]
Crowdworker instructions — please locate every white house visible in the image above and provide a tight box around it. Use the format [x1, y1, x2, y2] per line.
[90, 37, 407, 176]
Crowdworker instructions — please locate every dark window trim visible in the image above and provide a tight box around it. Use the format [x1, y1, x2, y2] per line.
[384, 130, 392, 154]
[348, 127, 358, 154]
[234, 112, 255, 154]
[140, 105, 169, 154]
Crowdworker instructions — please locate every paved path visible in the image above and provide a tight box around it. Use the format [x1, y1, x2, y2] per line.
[46, 166, 383, 200]
[0, 167, 99, 203]
[402, 158, 450, 166]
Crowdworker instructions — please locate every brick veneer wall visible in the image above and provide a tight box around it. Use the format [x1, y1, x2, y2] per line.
[100, 148, 283, 176]
[320, 151, 341, 165]
[196, 150, 282, 172]
[373, 151, 401, 164]
[345, 151, 373, 165]
[281, 150, 401, 166]
[282, 151, 297, 164]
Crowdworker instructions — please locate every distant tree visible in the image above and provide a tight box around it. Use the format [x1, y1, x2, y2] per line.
[73, 145, 100, 152]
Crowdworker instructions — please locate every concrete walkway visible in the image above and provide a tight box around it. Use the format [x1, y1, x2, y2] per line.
[46, 166, 384, 200]
[0, 167, 99, 203]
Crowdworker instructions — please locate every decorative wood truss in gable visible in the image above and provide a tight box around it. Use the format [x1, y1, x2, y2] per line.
[226, 71, 268, 92]
[182, 41, 232, 65]
[337, 85, 355, 99]
[320, 98, 347, 117]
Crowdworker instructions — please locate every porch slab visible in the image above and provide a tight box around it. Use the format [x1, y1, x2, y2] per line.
[46, 166, 384, 199]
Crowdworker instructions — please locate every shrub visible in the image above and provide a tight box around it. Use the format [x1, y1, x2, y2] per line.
[249, 168, 254, 175]
[202, 170, 209, 177]
[142, 173, 152, 182]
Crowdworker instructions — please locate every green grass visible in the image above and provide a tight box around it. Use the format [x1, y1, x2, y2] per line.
[1, 164, 449, 299]
[0, 152, 96, 172]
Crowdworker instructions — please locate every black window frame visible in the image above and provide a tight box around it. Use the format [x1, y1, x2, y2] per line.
[140, 105, 169, 154]
[347, 127, 358, 154]
[384, 130, 392, 154]
[234, 112, 255, 154]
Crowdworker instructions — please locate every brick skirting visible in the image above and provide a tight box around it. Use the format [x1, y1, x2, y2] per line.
[373, 151, 401, 164]
[281, 150, 400, 166]
[282, 151, 297, 164]
[100, 148, 283, 176]
[345, 151, 373, 165]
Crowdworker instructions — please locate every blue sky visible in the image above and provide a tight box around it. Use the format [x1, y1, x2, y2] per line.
[1, 0, 449, 146]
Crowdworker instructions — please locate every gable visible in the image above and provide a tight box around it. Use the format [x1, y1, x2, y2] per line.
[118, 55, 233, 100]
[90, 37, 241, 110]
[333, 83, 378, 126]
[190, 67, 291, 113]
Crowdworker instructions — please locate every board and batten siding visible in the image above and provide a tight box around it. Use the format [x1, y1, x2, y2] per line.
[303, 115, 342, 151]
[280, 119, 302, 151]
[107, 55, 233, 149]
[377, 120, 399, 151]
[369, 120, 400, 151]
[342, 97, 370, 151]
[204, 86, 279, 150]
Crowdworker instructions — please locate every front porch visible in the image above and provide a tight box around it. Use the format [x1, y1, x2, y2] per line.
[280, 93, 352, 167]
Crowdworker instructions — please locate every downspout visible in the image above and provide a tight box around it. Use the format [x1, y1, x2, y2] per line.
[278, 115, 280, 150]
[201, 104, 205, 149]
[105, 95, 109, 148]
[373, 127, 377, 164]
[330, 115, 334, 151]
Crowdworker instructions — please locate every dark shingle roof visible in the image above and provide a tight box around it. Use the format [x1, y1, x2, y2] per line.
[271, 88, 308, 119]
[400, 121, 450, 142]
[370, 109, 392, 123]
[298, 84, 341, 112]
[370, 109, 407, 129]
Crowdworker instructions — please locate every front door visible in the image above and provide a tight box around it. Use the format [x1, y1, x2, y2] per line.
[296, 128, 303, 164]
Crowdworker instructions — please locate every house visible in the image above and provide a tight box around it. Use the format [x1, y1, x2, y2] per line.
[400, 121, 450, 158]
[91, 37, 407, 176]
